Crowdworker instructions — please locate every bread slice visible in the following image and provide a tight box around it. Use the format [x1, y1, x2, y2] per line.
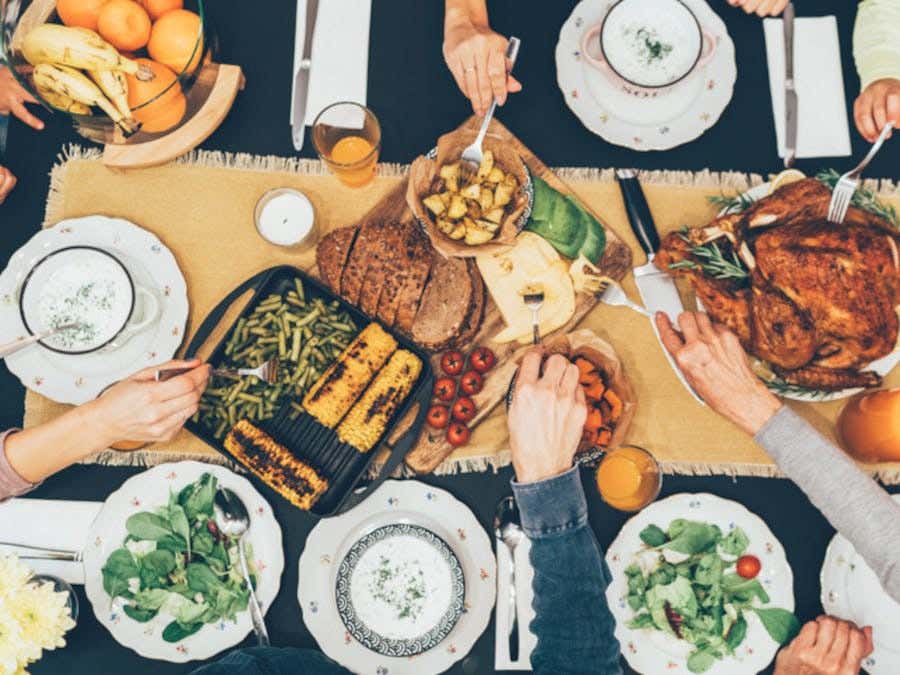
[316, 226, 358, 293]
[376, 222, 431, 327]
[359, 222, 406, 317]
[410, 255, 474, 351]
[393, 227, 434, 332]
[340, 221, 382, 305]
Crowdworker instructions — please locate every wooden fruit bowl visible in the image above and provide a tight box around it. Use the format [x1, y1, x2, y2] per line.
[4, 0, 244, 168]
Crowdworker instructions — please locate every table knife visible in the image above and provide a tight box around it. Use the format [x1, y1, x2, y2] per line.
[782, 2, 797, 168]
[291, 0, 319, 151]
[615, 169, 704, 404]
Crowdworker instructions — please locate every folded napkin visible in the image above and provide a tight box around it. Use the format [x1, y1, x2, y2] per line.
[495, 538, 538, 671]
[763, 16, 852, 159]
[293, 0, 372, 128]
[0, 498, 101, 585]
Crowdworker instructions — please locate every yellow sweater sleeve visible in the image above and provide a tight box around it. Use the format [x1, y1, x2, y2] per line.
[853, 0, 900, 91]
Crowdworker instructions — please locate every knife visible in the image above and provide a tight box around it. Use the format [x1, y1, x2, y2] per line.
[615, 169, 704, 404]
[291, 0, 319, 151]
[782, 2, 797, 168]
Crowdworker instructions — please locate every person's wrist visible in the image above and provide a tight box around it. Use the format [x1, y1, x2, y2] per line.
[74, 399, 120, 450]
[736, 388, 782, 436]
[512, 456, 573, 484]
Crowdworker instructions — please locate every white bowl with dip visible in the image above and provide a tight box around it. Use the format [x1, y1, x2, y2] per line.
[580, 0, 718, 95]
[254, 188, 318, 250]
[18, 246, 160, 355]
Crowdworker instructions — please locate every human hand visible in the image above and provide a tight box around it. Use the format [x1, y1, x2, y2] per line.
[853, 78, 900, 143]
[0, 166, 16, 204]
[774, 616, 874, 675]
[508, 348, 587, 483]
[443, 15, 521, 116]
[725, 0, 789, 16]
[86, 358, 210, 445]
[656, 311, 782, 435]
[0, 66, 44, 130]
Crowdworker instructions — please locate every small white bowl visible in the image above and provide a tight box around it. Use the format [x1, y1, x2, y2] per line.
[254, 188, 318, 250]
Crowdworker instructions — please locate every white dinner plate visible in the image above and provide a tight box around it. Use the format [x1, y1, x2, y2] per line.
[0, 215, 189, 404]
[712, 182, 900, 402]
[298, 480, 496, 675]
[606, 493, 794, 675]
[556, 0, 736, 151]
[82, 462, 284, 663]
[821, 494, 900, 675]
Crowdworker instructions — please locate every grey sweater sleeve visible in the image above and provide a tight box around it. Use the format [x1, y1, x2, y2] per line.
[755, 406, 900, 602]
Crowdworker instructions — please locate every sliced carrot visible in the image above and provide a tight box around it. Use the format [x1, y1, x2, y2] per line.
[597, 428, 612, 446]
[574, 357, 595, 377]
[584, 377, 606, 401]
[603, 389, 623, 421]
[584, 407, 604, 432]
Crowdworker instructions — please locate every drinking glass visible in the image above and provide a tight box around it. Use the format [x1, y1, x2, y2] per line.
[312, 102, 381, 187]
[595, 445, 662, 512]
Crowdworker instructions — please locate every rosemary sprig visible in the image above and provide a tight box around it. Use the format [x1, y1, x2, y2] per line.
[707, 192, 758, 214]
[670, 227, 750, 280]
[763, 377, 832, 400]
[816, 169, 899, 227]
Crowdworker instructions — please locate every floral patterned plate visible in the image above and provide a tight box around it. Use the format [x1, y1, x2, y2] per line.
[82, 462, 284, 663]
[0, 215, 189, 404]
[555, 0, 736, 151]
[821, 494, 900, 675]
[605, 493, 794, 675]
[298, 480, 496, 675]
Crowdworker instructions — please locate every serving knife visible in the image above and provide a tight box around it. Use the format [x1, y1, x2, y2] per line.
[290, 0, 319, 151]
[782, 2, 797, 168]
[615, 169, 703, 404]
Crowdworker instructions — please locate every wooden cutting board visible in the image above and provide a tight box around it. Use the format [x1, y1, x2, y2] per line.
[342, 116, 632, 474]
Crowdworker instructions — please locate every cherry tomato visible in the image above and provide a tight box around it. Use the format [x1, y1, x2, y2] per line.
[426, 405, 449, 429]
[460, 370, 484, 396]
[469, 346, 496, 373]
[433, 377, 457, 402]
[736, 555, 761, 579]
[452, 396, 477, 423]
[440, 350, 465, 376]
[446, 422, 471, 447]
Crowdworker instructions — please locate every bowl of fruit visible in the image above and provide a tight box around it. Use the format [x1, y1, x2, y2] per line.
[0, 0, 242, 165]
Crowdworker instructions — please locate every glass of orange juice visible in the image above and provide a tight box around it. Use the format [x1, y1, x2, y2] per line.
[311, 102, 381, 187]
[595, 445, 662, 512]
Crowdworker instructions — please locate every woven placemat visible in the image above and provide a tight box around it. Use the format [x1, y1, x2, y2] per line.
[24, 145, 900, 482]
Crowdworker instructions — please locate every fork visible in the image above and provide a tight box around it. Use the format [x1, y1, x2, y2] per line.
[156, 358, 280, 385]
[598, 280, 653, 318]
[0, 542, 82, 562]
[522, 288, 544, 345]
[459, 37, 521, 177]
[827, 121, 894, 224]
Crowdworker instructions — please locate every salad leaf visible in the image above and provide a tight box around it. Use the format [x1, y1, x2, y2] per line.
[627, 612, 656, 630]
[723, 574, 770, 604]
[665, 522, 721, 555]
[162, 620, 203, 643]
[179, 473, 217, 521]
[125, 512, 173, 541]
[123, 605, 157, 623]
[720, 527, 749, 557]
[141, 549, 177, 578]
[694, 553, 724, 586]
[687, 649, 718, 673]
[752, 607, 801, 645]
[640, 524, 667, 547]
[101, 548, 139, 598]
[168, 505, 191, 557]
[647, 576, 698, 619]
[725, 615, 748, 651]
[132, 588, 170, 610]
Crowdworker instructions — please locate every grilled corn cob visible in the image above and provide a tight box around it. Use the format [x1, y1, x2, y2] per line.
[225, 420, 328, 511]
[303, 323, 397, 428]
[337, 350, 421, 452]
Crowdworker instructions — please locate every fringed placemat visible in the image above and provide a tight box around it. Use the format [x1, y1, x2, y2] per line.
[24, 145, 900, 482]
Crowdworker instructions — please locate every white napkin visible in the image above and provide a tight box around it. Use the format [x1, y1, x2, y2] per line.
[763, 16, 851, 159]
[0, 498, 101, 585]
[295, 0, 372, 128]
[495, 538, 538, 671]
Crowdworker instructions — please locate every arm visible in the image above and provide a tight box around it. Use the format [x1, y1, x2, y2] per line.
[723, 0, 789, 17]
[0, 166, 15, 204]
[442, 0, 521, 116]
[852, 0, 900, 141]
[508, 349, 621, 675]
[656, 311, 900, 604]
[2, 359, 209, 496]
[0, 65, 44, 130]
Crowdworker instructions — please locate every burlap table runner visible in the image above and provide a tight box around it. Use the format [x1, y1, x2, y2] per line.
[23, 146, 900, 482]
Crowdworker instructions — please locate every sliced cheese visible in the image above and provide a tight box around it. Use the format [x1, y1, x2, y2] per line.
[477, 232, 577, 344]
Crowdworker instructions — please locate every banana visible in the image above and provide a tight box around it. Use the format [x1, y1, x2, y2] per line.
[34, 83, 92, 115]
[22, 25, 153, 81]
[32, 63, 140, 135]
[88, 69, 131, 120]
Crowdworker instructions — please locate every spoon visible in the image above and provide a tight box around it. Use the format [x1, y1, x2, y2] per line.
[213, 488, 270, 647]
[0, 322, 81, 359]
[494, 495, 525, 662]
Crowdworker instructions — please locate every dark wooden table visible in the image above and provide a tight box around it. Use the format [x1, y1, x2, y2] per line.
[2, 1, 897, 674]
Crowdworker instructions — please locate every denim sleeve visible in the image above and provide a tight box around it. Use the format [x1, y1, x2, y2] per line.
[189, 647, 350, 675]
[512, 467, 622, 675]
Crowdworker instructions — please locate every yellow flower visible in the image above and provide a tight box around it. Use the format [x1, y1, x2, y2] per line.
[10, 581, 74, 657]
[0, 606, 24, 675]
[0, 556, 31, 602]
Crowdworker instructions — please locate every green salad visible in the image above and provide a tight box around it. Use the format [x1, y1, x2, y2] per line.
[101, 473, 256, 642]
[624, 519, 800, 673]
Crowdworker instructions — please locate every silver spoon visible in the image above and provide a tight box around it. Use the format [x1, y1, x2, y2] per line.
[494, 496, 525, 662]
[0, 322, 81, 359]
[213, 488, 270, 647]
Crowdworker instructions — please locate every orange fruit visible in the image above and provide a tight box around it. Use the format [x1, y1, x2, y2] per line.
[97, 0, 151, 51]
[56, 0, 111, 31]
[126, 58, 186, 133]
[148, 9, 204, 76]
[140, 0, 182, 20]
